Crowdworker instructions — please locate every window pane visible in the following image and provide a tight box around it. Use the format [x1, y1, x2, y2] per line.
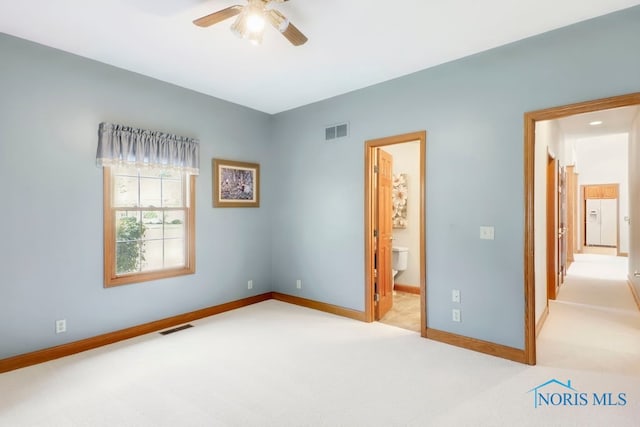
[163, 211, 185, 239]
[115, 211, 145, 274]
[142, 210, 164, 226]
[115, 211, 143, 242]
[138, 167, 161, 179]
[116, 242, 142, 274]
[162, 178, 183, 207]
[140, 177, 161, 208]
[141, 239, 163, 272]
[113, 174, 139, 207]
[164, 238, 185, 268]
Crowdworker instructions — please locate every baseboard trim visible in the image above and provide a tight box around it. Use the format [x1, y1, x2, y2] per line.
[393, 284, 420, 295]
[271, 292, 367, 322]
[0, 293, 272, 374]
[1, 292, 530, 373]
[628, 279, 640, 312]
[535, 305, 550, 337]
[425, 327, 526, 364]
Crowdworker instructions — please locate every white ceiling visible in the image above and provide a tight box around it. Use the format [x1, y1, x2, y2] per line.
[1, 0, 639, 114]
[556, 106, 639, 139]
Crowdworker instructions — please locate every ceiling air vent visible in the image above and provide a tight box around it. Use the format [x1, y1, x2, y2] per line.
[325, 122, 349, 141]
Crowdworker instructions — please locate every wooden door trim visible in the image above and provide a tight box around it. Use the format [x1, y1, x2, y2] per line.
[524, 92, 640, 365]
[364, 131, 426, 336]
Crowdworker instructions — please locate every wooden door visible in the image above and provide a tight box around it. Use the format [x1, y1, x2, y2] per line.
[546, 156, 558, 300]
[566, 166, 577, 266]
[558, 167, 567, 284]
[375, 148, 393, 319]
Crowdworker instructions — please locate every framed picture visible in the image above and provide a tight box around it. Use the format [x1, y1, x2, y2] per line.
[212, 158, 260, 208]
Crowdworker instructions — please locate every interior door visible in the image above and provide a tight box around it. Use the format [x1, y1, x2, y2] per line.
[558, 167, 567, 283]
[375, 148, 393, 320]
[546, 155, 558, 300]
[586, 199, 601, 245]
[566, 166, 577, 265]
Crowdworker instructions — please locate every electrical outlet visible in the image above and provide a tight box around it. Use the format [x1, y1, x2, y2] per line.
[452, 289, 461, 303]
[55, 319, 66, 334]
[248, 280, 253, 290]
[479, 226, 495, 240]
[452, 309, 461, 322]
[296, 279, 302, 289]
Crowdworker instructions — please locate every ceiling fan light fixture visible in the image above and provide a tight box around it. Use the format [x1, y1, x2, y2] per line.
[244, 0, 266, 34]
[246, 12, 266, 33]
[248, 30, 263, 46]
[194, 0, 307, 46]
[230, 14, 248, 38]
[268, 9, 290, 33]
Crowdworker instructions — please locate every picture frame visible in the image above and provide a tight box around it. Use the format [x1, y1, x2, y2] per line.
[212, 158, 260, 208]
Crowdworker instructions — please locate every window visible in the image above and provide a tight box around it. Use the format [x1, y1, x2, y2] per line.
[96, 122, 199, 286]
[103, 166, 195, 286]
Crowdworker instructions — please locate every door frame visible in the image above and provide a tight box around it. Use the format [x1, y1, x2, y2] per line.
[364, 131, 426, 335]
[523, 92, 640, 365]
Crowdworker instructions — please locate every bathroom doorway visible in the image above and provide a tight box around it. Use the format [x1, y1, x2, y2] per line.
[364, 131, 426, 335]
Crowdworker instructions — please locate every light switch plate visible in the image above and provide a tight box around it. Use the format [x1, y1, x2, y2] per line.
[452, 289, 460, 303]
[480, 226, 495, 240]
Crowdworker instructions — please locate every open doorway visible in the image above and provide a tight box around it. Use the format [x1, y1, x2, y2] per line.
[364, 131, 426, 335]
[523, 92, 640, 365]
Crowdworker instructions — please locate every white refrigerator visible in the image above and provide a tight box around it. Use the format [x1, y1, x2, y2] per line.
[585, 199, 617, 247]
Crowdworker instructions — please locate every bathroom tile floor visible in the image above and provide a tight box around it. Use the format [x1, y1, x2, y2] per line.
[378, 290, 421, 332]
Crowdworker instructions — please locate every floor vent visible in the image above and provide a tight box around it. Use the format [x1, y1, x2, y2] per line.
[325, 122, 349, 141]
[159, 324, 193, 335]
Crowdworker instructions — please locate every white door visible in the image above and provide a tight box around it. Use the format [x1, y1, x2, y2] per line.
[586, 198, 618, 247]
[586, 199, 601, 246]
[600, 198, 617, 246]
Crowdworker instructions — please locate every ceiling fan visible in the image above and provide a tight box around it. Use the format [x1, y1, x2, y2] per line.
[193, 0, 308, 46]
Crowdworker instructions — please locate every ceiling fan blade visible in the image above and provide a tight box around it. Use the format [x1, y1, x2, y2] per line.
[267, 9, 307, 46]
[281, 22, 308, 46]
[193, 5, 243, 27]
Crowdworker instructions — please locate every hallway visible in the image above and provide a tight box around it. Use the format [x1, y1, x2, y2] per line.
[537, 254, 640, 376]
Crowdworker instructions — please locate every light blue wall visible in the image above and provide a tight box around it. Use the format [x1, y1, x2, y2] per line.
[2, 6, 640, 359]
[0, 34, 273, 359]
[270, 7, 640, 349]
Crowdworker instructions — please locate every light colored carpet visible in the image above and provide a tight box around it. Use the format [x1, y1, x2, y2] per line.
[1, 256, 639, 426]
[537, 254, 640, 376]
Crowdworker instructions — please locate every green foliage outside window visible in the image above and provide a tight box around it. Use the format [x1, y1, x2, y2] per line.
[116, 217, 146, 274]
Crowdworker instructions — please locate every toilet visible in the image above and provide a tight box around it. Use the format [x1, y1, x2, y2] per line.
[392, 246, 409, 291]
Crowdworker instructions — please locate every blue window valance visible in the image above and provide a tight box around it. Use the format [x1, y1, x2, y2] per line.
[96, 122, 199, 175]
